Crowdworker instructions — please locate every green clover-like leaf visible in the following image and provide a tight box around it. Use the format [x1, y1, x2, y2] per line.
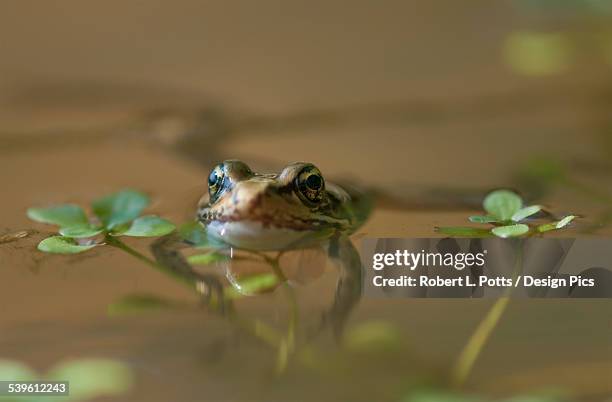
[46, 359, 133, 401]
[468, 215, 499, 224]
[483, 190, 523, 221]
[0, 359, 37, 381]
[27, 204, 88, 227]
[92, 189, 149, 230]
[491, 224, 530, 238]
[178, 221, 226, 249]
[178, 221, 208, 245]
[435, 227, 492, 237]
[59, 224, 104, 238]
[537, 215, 576, 233]
[555, 215, 576, 228]
[119, 215, 175, 237]
[511, 205, 542, 222]
[37, 236, 97, 254]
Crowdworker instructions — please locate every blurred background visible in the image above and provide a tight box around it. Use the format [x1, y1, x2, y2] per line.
[0, 1, 611, 401]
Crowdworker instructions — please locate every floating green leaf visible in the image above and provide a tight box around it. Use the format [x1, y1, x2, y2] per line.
[504, 31, 571, 76]
[0, 359, 36, 381]
[178, 221, 208, 245]
[59, 224, 103, 238]
[491, 224, 530, 238]
[435, 227, 492, 237]
[225, 273, 279, 298]
[511, 205, 542, 222]
[483, 190, 523, 221]
[178, 221, 226, 248]
[468, 215, 499, 224]
[501, 395, 565, 402]
[187, 252, 229, 265]
[344, 321, 402, 353]
[107, 294, 178, 315]
[536, 223, 554, 233]
[37, 236, 97, 254]
[537, 215, 576, 233]
[555, 215, 576, 228]
[92, 189, 149, 229]
[0, 360, 38, 401]
[119, 215, 175, 237]
[27, 204, 88, 227]
[47, 359, 133, 401]
[402, 389, 482, 402]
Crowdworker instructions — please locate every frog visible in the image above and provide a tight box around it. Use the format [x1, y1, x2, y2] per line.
[197, 159, 372, 251]
[151, 159, 370, 337]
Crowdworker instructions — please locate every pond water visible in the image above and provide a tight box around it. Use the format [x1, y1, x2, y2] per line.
[1, 2, 612, 401]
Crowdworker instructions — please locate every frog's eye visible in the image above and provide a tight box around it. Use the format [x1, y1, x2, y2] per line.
[295, 166, 325, 204]
[208, 164, 225, 199]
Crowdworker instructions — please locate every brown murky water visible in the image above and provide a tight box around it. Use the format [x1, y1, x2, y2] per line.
[1, 2, 612, 401]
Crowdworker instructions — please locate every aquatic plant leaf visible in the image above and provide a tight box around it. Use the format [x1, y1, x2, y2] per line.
[555, 215, 576, 228]
[37, 236, 96, 254]
[483, 190, 523, 221]
[46, 359, 132, 401]
[537, 215, 576, 233]
[491, 224, 529, 238]
[501, 395, 565, 402]
[59, 224, 103, 238]
[536, 223, 555, 233]
[92, 189, 149, 229]
[468, 215, 498, 224]
[344, 321, 402, 353]
[402, 389, 482, 402]
[107, 294, 179, 315]
[119, 215, 175, 237]
[27, 204, 88, 227]
[107, 222, 130, 235]
[225, 273, 279, 299]
[178, 221, 207, 245]
[503, 31, 571, 76]
[0, 359, 37, 381]
[178, 221, 226, 249]
[187, 252, 229, 265]
[0, 361, 39, 402]
[435, 227, 492, 237]
[511, 205, 542, 222]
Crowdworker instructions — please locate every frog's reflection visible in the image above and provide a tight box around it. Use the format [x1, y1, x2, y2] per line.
[151, 233, 363, 341]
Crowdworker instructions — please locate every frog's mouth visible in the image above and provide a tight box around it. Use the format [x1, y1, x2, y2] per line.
[200, 208, 338, 230]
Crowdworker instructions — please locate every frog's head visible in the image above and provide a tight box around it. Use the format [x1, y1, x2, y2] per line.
[197, 160, 351, 250]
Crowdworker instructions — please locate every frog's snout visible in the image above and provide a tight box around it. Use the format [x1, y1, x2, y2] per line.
[230, 180, 275, 208]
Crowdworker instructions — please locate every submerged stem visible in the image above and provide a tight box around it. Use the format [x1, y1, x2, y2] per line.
[107, 236, 299, 372]
[263, 253, 299, 373]
[104, 234, 197, 291]
[451, 239, 523, 388]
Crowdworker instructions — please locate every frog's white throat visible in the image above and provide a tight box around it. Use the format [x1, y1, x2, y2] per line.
[205, 220, 320, 251]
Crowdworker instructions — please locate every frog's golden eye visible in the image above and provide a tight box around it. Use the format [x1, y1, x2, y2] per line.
[295, 166, 325, 204]
[208, 164, 225, 199]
